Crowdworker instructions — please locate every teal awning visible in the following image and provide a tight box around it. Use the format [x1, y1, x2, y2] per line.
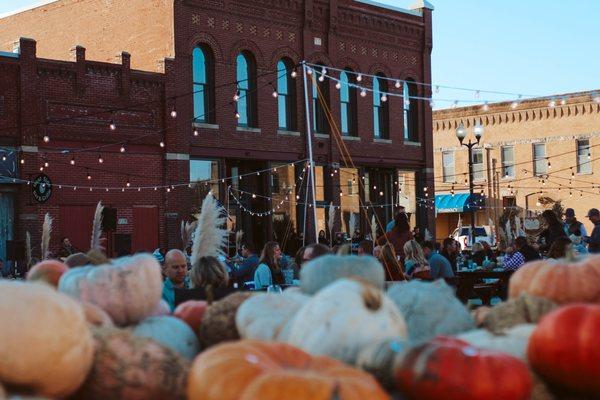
[435, 193, 483, 213]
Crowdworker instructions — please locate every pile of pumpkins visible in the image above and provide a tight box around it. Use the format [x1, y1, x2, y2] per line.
[0, 253, 598, 399]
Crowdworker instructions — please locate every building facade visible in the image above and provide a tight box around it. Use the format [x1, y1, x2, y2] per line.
[432, 91, 600, 240]
[0, 0, 436, 261]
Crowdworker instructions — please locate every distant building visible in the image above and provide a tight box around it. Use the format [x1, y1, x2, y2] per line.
[433, 90, 600, 240]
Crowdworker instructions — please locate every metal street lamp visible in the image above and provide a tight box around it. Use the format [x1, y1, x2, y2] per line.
[455, 122, 484, 248]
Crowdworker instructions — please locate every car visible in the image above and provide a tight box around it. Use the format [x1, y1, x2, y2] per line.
[451, 226, 496, 250]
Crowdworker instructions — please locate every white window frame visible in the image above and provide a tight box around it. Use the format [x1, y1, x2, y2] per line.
[577, 139, 592, 174]
[442, 151, 455, 183]
[472, 148, 485, 182]
[533, 143, 547, 176]
[501, 146, 515, 179]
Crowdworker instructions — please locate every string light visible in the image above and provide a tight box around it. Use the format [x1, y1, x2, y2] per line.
[98, 154, 104, 163]
[86, 170, 91, 180]
[548, 99, 556, 108]
[233, 90, 240, 101]
[120, 145, 126, 153]
[44, 160, 49, 168]
[20, 157, 24, 165]
[290, 70, 298, 78]
[193, 129, 198, 136]
[395, 80, 401, 89]
[272, 89, 278, 98]
[381, 94, 388, 102]
[170, 108, 177, 118]
[306, 67, 313, 76]
[360, 89, 367, 97]
[235, 111, 241, 119]
[560, 97, 567, 106]
[109, 121, 116, 131]
[126, 179, 131, 187]
[482, 102, 489, 111]
[335, 82, 341, 90]
[159, 141, 165, 148]
[43, 135, 50, 143]
[70, 156, 75, 165]
[356, 74, 363, 82]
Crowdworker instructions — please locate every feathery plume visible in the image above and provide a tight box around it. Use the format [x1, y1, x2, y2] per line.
[41, 213, 52, 260]
[328, 202, 336, 246]
[349, 213, 356, 235]
[424, 228, 433, 241]
[191, 192, 229, 267]
[235, 230, 244, 252]
[505, 219, 513, 245]
[26, 231, 32, 269]
[90, 201, 104, 252]
[371, 214, 377, 242]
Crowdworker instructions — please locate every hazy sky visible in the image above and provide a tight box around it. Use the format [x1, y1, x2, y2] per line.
[1, 0, 598, 106]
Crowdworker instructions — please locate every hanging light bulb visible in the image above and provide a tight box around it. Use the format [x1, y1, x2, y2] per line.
[20, 157, 24, 165]
[356, 74, 363, 82]
[70, 156, 75, 165]
[318, 74, 325, 82]
[98, 154, 104, 163]
[404, 98, 411, 108]
[482, 102, 489, 111]
[560, 97, 567, 106]
[44, 160, 49, 168]
[159, 141, 165, 148]
[511, 100, 519, 109]
[306, 67, 313, 75]
[233, 91, 240, 101]
[360, 88, 367, 97]
[120, 145, 126, 153]
[547, 159, 551, 169]
[548, 99, 556, 108]
[39, 166, 44, 172]
[1, 155, 6, 162]
[193, 129, 199, 136]
[272, 89, 278, 98]
[43, 135, 50, 143]
[87, 171, 91, 180]
[252, 194, 257, 199]
[335, 82, 341, 90]
[109, 121, 116, 131]
[235, 111, 241, 119]
[290, 69, 298, 78]
[170, 108, 177, 118]
[395, 80, 401, 89]
[381, 94, 388, 102]
[126, 179, 131, 187]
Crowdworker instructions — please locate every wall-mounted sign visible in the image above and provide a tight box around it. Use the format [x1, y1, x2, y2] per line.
[32, 174, 52, 203]
[118, 218, 128, 225]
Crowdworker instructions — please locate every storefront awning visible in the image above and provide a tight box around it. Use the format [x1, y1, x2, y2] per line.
[435, 193, 483, 213]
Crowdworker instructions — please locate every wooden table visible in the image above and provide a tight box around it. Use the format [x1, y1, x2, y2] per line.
[453, 269, 514, 305]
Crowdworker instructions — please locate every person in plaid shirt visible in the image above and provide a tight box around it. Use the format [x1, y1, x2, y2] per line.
[503, 236, 541, 271]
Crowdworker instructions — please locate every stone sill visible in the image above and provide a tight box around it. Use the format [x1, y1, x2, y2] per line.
[314, 133, 329, 139]
[405, 141, 421, 147]
[374, 138, 392, 144]
[342, 136, 361, 141]
[192, 122, 219, 130]
[236, 126, 261, 134]
[277, 130, 301, 137]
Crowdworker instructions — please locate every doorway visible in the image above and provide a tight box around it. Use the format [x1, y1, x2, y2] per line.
[0, 191, 14, 266]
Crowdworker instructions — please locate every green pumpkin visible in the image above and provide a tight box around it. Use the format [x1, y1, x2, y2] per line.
[299, 255, 385, 295]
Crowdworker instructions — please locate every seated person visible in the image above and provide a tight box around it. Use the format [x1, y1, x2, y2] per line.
[503, 236, 540, 271]
[357, 240, 374, 256]
[231, 242, 259, 285]
[162, 249, 190, 311]
[402, 240, 431, 280]
[377, 243, 406, 281]
[421, 241, 454, 279]
[254, 241, 285, 290]
[546, 236, 572, 259]
[175, 256, 234, 306]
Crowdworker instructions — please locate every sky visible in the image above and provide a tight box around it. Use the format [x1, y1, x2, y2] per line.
[1, 0, 599, 107]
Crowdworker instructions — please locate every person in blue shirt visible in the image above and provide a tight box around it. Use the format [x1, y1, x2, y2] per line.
[254, 241, 285, 289]
[563, 208, 587, 237]
[161, 249, 190, 311]
[421, 241, 455, 279]
[232, 242, 259, 286]
[385, 206, 406, 233]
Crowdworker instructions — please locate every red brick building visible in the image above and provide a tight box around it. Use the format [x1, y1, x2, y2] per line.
[0, 0, 435, 261]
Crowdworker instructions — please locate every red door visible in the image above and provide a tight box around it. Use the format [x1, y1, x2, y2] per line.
[132, 206, 158, 253]
[59, 206, 95, 254]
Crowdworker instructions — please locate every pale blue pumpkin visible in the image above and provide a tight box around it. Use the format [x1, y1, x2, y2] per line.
[132, 316, 200, 360]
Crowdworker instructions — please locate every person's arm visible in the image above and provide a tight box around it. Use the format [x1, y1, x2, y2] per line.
[503, 252, 525, 271]
[254, 264, 272, 289]
[580, 224, 588, 237]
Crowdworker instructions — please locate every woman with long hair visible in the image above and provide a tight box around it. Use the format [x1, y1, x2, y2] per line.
[376, 212, 413, 259]
[539, 210, 567, 254]
[403, 240, 431, 280]
[175, 256, 233, 306]
[254, 241, 284, 289]
[546, 236, 572, 259]
[377, 243, 406, 281]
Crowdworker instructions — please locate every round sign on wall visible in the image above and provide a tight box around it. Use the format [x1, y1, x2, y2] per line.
[32, 174, 52, 203]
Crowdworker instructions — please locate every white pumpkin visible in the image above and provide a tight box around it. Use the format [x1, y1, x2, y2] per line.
[387, 280, 475, 342]
[151, 299, 172, 317]
[0, 281, 94, 398]
[59, 254, 163, 326]
[236, 291, 310, 342]
[286, 278, 407, 364]
[457, 324, 536, 360]
[300, 255, 385, 295]
[132, 316, 200, 360]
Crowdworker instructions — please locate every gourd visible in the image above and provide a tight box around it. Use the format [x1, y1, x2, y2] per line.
[173, 300, 208, 337]
[151, 299, 171, 316]
[527, 304, 600, 396]
[26, 260, 68, 287]
[59, 254, 163, 326]
[236, 290, 310, 342]
[387, 280, 474, 342]
[0, 281, 94, 398]
[287, 278, 407, 364]
[132, 316, 200, 360]
[355, 337, 411, 389]
[80, 301, 114, 328]
[479, 295, 557, 334]
[299, 254, 385, 295]
[75, 327, 189, 400]
[395, 337, 532, 400]
[457, 324, 536, 360]
[198, 292, 253, 349]
[509, 255, 600, 304]
[187, 340, 390, 400]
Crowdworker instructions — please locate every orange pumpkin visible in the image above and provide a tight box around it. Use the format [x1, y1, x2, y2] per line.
[174, 300, 208, 337]
[395, 337, 532, 400]
[26, 260, 68, 287]
[509, 255, 600, 304]
[187, 340, 390, 400]
[527, 304, 600, 396]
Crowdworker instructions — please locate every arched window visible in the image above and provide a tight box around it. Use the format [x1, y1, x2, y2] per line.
[277, 59, 296, 131]
[373, 74, 389, 139]
[236, 52, 258, 127]
[192, 46, 215, 123]
[403, 79, 419, 141]
[340, 69, 357, 136]
[312, 64, 330, 134]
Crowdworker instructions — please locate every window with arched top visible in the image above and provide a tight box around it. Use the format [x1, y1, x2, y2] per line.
[277, 59, 296, 131]
[339, 69, 357, 136]
[236, 52, 258, 127]
[403, 79, 419, 142]
[373, 73, 389, 139]
[312, 64, 330, 134]
[192, 46, 215, 123]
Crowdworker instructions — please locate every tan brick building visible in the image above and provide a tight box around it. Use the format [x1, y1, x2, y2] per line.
[432, 91, 600, 240]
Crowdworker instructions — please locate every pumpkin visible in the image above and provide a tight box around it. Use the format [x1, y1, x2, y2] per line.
[0, 281, 94, 398]
[300, 254, 385, 295]
[236, 290, 310, 342]
[355, 337, 410, 389]
[151, 299, 171, 316]
[75, 327, 189, 400]
[173, 300, 208, 337]
[395, 337, 532, 400]
[509, 255, 600, 304]
[132, 316, 200, 360]
[471, 306, 491, 327]
[187, 339, 390, 400]
[286, 278, 407, 364]
[480, 295, 557, 334]
[26, 260, 68, 287]
[457, 324, 536, 360]
[59, 254, 163, 326]
[199, 292, 253, 349]
[527, 304, 600, 396]
[81, 301, 114, 328]
[387, 280, 474, 342]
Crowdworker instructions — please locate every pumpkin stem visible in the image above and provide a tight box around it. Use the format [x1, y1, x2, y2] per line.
[362, 285, 382, 311]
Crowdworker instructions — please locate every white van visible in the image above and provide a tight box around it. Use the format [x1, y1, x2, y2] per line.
[451, 226, 495, 250]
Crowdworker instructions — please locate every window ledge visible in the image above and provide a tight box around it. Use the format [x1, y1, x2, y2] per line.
[277, 130, 301, 137]
[236, 126, 261, 134]
[405, 141, 421, 146]
[577, 172, 592, 176]
[374, 138, 392, 144]
[501, 176, 515, 181]
[342, 136, 361, 141]
[193, 122, 220, 130]
[314, 133, 329, 139]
